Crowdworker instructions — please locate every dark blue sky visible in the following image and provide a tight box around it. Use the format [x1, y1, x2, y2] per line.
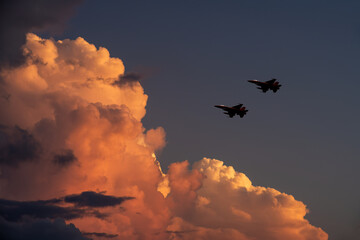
[57, 1, 360, 239]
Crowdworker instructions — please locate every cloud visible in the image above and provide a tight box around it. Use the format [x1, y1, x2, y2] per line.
[82, 232, 118, 239]
[64, 191, 134, 208]
[0, 198, 85, 222]
[0, 191, 133, 222]
[0, 33, 168, 238]
[0, 34, 328, 240]
[164, 158, 329, 240]
[53, 149, 78, 167]
[145, 127, 167, 152]
[0, 125, 41, 167]
[0, 0, 82, 67]
[0, 217, 90, 240]
[113, 72, 143, 87]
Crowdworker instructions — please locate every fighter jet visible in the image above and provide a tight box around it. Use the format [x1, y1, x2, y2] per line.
[214, 104, 248, 118]
[248, 78, 281, 93]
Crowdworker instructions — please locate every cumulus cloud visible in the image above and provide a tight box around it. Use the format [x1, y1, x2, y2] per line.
[0, 33, 168, 238]
[164, 158, 328, 240]
[0, 34, 327, 240]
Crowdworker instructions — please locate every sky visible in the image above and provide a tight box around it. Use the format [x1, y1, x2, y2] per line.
[1, 0, 359, 240]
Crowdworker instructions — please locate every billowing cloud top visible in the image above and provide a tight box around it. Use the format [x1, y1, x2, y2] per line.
[0, 34, 328, 240]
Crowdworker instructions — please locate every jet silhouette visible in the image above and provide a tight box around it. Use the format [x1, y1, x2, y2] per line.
[248, 78, 281, 93]
[214, 104, 248, 118]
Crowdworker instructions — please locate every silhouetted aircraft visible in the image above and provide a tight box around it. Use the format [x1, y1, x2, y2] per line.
[248, 78, 281, 93]
[214, 104, 248, 118]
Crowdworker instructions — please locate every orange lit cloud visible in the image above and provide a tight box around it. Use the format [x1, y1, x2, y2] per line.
[0, 34, 327, 240]
[165, 158, 328, 240]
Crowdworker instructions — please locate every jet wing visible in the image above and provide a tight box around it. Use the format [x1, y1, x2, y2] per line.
[215, 105, 247, 118]
[266, 78, 277, 84]
[257, 85, 269, 92]
[225, 112, 235, 118]
[239, 112, 246, 118]
[215, 105, 237, 118]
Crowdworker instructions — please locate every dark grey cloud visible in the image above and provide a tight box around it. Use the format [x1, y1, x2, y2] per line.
[0, 191, 134, 223]
[113, 72, 143, 87]
[64, 191, 134, 208]
[0, 217, 90, 240]
[53, 149, 78, 167]
[120, 72, 143, 82]
[0, 0, 83, 67]
[165, 230, 197, 235]
[0, 198, 85, 222]
[0, 126, 42, 167]
[95, 103, 126, 125]
[82, 232, 118, 239]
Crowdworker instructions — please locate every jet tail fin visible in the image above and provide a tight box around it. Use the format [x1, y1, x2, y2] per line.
[272, 85, 281, 92]
[232, 104, 243, 109]
[266, 79, 277, 84]
[239, 109, 248, 118]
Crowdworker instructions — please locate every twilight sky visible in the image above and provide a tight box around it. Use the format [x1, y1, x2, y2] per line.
[1, 1, 360, 240]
